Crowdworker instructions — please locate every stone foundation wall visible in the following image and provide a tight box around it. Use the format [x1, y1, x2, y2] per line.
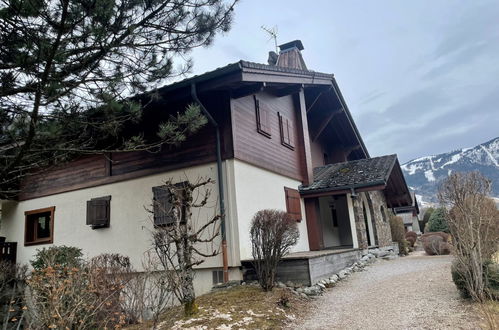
[353, 191, 393, 249]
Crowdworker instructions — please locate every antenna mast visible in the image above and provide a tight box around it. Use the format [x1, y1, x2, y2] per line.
[261, 25, 278, 52]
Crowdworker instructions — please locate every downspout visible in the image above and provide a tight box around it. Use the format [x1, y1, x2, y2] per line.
[191, 83, 229, 283]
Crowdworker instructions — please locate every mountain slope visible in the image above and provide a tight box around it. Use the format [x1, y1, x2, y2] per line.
[401, 137, 499, 204]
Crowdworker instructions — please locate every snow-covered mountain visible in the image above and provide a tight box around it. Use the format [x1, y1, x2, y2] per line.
[401, 137, 499, 205]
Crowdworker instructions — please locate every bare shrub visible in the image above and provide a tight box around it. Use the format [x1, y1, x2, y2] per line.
[88, 254, 132, 324]
[405, 236, 416, 247]
[421, 231, 450, 242]
[0, 261, 28, 327]
[151, 177, 220, 316]
[405, 231, 417, 239]
[26, 249, 127, 328]
[438, 171, 499, 302]
[250, 209, 299, 291]
[120, 251, 175, 327]
[421, 235, 450, 255]
[389, 215, 408, 255]
[422, 235, 442, 255]
[439, 241, 452, 255]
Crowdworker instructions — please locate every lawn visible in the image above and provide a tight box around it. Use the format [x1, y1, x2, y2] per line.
[127, 284, 308, 329]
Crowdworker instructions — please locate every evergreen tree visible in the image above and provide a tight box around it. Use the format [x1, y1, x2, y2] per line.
[0, 0, 237, 198]
[427, 207, 449, 233]
[419, 207, 435, 233]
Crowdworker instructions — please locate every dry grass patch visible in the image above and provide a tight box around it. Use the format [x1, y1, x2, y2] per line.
[128, 285, 308, 329]
[479, 300, 499, 329]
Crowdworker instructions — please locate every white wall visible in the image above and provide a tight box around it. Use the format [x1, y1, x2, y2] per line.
[1, 159, 312, 277]
[0, 163, 230, 271]
[231, 160, 310, 260]
[318, 196, 340, 247]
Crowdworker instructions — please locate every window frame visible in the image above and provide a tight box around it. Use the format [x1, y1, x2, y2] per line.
[24, 206, 55, 246]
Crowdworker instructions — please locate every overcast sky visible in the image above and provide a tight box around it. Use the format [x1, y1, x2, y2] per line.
[185, 0, 499, 163]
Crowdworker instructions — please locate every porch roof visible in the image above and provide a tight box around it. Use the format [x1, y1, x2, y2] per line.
[299, 154, 412, 208]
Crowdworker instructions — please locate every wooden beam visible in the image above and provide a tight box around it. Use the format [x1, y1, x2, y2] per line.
[301, 184, 387, 199]
[267, 84, 303, 97]
[230, 83, 265, 99]
[305, 85, 332, 114]
[294, 89, 314, 185]
[311, 108, 343, 142]
[343, 144, 362, 157]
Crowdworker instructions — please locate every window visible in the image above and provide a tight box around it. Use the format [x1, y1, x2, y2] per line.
[380, 205, 387, 222]
[284, 187, 302, 221]
[152, 182, 187, 226]
[212, 269, 224, 285]
[254, 96, 272, 138]
[329, 200, 338, 227]
[25, 207, 55, 246]
[278, 112, 294, 150]
[86, 196, 111, 229]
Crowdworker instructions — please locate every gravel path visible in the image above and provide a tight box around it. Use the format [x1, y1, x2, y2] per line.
[291, 251, 481, 330]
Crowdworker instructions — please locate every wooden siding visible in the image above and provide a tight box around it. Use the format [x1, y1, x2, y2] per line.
[19, 93, 233, 201]
[231, 91, 304, 182]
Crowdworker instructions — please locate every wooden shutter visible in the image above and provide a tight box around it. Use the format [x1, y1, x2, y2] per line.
[152, 186, 173, 226]
[278, 112, 294, 150]
[86, 196, 111, 229]
[254, 96, 272, 138]
[285, 187, 302, 221]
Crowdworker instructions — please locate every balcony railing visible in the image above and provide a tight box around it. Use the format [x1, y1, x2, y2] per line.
[0, 242, 17, 264]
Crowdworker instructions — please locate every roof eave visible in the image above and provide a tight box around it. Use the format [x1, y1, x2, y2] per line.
[330, 77, 370, 158]
[300, 180, 387, 196]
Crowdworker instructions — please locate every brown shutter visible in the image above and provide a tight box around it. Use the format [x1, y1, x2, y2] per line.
[286, 117, 294, 147]
[279, 112, 294, 150]
[254, 96, 271, 138]
[86, 196, 111, 229]
[285, 187, 302, 222]
[152, 186, 173, 226]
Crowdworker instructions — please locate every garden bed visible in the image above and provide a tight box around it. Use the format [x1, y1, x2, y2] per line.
[128, 285, 309, 329]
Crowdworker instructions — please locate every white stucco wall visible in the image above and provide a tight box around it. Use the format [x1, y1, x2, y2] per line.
[1, 158, 312, 286]
[318, 196, 340, 247]
[0, 163, 232, 272]
[231, 160, 310, 260]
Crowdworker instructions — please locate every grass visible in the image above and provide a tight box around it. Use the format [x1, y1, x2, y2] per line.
[478, 300, 499, 330]
[127, 285, 308, 329]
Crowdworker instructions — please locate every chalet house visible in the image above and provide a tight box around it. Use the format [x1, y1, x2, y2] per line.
[0, 40, 412, 292]
[394, 191, 421, 233]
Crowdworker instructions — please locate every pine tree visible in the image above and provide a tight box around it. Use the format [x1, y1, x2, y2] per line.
[419, 207, 435, 233]
[0, 0, 237, 198]
[427, 207, 449, 233]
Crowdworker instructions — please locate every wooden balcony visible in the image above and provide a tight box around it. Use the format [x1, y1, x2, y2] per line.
[0, 242, 17, 264]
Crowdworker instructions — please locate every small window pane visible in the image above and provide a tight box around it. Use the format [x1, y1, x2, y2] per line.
[37, 215, 51, 238]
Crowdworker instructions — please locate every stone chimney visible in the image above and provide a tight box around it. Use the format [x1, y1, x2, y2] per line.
[276, 40, 307, 70]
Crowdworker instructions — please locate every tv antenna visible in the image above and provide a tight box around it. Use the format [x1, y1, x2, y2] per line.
[261, 25, 278, 52]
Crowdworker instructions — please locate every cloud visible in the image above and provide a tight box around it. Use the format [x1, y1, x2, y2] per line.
[360, 86, 499, 162]
[421, 2, 499, 80]
[359, 90, 386, 106]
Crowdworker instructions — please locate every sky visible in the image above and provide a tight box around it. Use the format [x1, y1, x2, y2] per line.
[183, 0, 499, 163]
